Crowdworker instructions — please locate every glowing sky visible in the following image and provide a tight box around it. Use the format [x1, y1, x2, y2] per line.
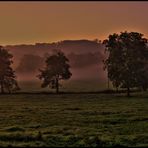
[0, 1, 148, 45]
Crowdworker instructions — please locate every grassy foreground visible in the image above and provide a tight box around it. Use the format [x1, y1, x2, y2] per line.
[0, 93, 147, 147]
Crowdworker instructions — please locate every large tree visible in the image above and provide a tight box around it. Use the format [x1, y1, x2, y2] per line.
[38, 50, 72, 93]
[0, 46, 19, 93]
[103, 31, 148, 96]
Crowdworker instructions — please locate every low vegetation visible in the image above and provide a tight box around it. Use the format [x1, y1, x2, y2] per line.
[0, 93, 147, 147]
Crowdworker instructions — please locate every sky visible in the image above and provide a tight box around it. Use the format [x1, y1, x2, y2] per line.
[0, 2, 148, 45]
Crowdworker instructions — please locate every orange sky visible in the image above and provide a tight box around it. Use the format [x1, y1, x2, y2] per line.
[0, 2, 148, 45]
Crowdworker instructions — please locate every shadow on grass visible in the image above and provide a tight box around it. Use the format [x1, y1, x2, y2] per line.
[0, 89, 141, 94]
[0, 89, 147, 99]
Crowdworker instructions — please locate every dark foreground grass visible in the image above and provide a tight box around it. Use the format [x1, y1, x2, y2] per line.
[0, 93, 147, 147]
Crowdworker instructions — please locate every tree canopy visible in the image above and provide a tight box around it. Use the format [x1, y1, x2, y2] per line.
[0, 46, 19, 93]
[103, 31, 148, 96]
[38, 50, 72, 93]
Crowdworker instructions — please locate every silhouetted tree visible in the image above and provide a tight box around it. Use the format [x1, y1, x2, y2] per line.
[38, 50, 72, 93]
[103, 31, 148, 96]
[0, 46, 19, 93]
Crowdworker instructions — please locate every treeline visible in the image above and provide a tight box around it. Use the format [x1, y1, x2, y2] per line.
[1, 31, 148, 96]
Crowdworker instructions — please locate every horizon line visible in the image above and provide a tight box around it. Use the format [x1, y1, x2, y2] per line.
[2, 38, 101, 46]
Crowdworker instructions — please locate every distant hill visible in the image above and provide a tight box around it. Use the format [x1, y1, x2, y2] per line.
[5, 39, 104, 55]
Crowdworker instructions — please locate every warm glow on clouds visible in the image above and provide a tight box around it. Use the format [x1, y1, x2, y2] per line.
[0, 2, 148, 45]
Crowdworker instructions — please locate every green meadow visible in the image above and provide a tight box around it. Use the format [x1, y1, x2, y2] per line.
[0, 92, 147, 147]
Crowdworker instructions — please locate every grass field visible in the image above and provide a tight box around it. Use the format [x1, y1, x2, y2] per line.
[0, 92, 147, 147]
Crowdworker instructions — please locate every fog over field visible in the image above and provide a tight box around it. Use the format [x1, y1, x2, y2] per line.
[5, 39, 107, 90]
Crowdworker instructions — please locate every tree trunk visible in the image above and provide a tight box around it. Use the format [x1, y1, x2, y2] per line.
[107, 77, 110, 90]
[142, 85, 147, 92]
[8, 86, 11, 94]
[56, 78, 59, 94]
[0, 81, 4, 94]
[127, 87, 130, 97]
[116, 87, 118, 93]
